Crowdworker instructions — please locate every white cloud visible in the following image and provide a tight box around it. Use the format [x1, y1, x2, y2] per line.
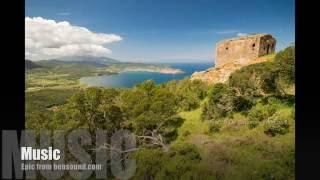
[25, 17, 122, 60]
[237, 32, 248, 37]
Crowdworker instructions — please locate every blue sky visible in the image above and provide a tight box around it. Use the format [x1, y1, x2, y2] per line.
[26, 0, 295, 63]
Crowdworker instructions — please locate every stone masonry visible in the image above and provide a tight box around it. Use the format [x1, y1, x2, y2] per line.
[191, 33, 276, 84]
[215, 34, 276, 67]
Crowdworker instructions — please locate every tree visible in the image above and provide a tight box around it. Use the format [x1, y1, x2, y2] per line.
[228, 61, 280, 96]
[120, 80, 183, 150]
[164, 79, 208, 111]
[274, 46, 295, 84]
[228, 46, 295, 97]
[202, 83, 235, 121]
[130, 148, 164, 180]
[53, 88, 123, 135]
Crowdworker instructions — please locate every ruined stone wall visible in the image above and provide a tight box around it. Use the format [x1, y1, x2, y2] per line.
[215, 34, 276, 67]
[258, 34, 276, 56]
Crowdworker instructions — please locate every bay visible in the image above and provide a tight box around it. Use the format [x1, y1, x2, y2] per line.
[80, 62, 213, 88]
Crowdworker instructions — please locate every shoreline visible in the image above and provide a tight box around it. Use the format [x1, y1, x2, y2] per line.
[117, 67, 184, 74]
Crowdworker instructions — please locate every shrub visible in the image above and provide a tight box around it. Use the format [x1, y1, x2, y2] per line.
[132, 144, 203, 180]
[228, 61, 278, 96]
[169, 143, 201, 161]
[208, 83, 232, 103]
[274, 46, 295, 84]
[262, 96, 282, 106]
[261, 95, 295, 106]
[233, 96, 254, 112]
[158, 144, 202, 179]
[263, 109, 292, 136]
[248, 119, 260, 129]
[164, 79, 208, 111]
[202, 83, 257, 121]
[257, 161, 292, 180]
[202, 83, 235, 121]
[179, 93, 199, 111]
[201, 101, 223, 121]
[248, 103, 277, 122]
[247, 103, 277, 129]
[182, 130, 191, 137]
[209, 121, 222, 133]
[130, 148, 164, 180]
[228, 47, 296, 97]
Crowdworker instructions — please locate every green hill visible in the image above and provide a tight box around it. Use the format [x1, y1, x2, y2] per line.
[25, 59, 41, 70]
[25, 46, 295, 179]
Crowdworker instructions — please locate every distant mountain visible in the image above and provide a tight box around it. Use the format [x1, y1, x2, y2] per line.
[54, 56, 121, 67]
[25, 59, 41, 69]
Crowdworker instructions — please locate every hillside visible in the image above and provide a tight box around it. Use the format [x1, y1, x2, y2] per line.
[26, 46, 295, 179]
[49, 55, 120, 67]
[36, 56, 119, 67]
[173, 105, 294, 179]
[25, 58, 184, 91]
[25, 59, 41, 69]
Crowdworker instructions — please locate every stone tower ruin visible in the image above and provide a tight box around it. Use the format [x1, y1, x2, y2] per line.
[215, 34, 276, 67]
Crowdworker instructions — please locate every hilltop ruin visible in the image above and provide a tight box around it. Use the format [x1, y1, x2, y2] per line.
[191, 34, 276, 84]
[216, 34, 276, 67]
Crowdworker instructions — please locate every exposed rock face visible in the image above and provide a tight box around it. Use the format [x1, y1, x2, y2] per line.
[191, 34, 276, 85]
[191, 55, 273, 84]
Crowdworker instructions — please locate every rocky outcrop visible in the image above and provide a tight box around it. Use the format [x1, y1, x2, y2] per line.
[191, 55, 274, 85]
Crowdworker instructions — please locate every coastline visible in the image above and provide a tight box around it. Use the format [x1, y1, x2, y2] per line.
[117, 67, 185, 74]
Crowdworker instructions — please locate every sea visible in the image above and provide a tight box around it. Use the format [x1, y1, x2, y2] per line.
[80, 62, 213, 88]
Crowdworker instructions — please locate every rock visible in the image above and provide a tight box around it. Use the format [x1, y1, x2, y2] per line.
[191, 55, 273, 85]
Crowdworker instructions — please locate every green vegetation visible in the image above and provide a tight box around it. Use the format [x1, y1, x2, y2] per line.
[25, 88, 81, 131]
[274, 46, 295, 84]
[164, 79, 208, 111]
[26, 60, 183, 91]
[26, 61, 115, 90]
[263, 108, 293, 136]
[228, 46, 295, 97]
[25, 46, 295, 179]
[131, 144, 205, 180]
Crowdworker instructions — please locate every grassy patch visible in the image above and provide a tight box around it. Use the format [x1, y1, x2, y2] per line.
[173, 99, 295, 179]
[176, 108, 209, 142]
[26, 88, 80, 114]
